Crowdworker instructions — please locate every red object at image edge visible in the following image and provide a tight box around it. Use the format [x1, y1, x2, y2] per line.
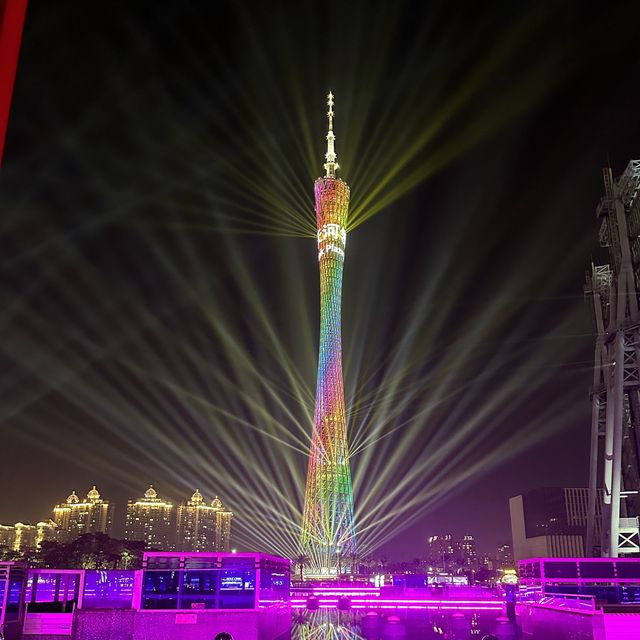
[0, 0, 28, 166]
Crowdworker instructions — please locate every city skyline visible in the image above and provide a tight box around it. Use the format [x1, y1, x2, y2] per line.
[0, 480, 511, 558]
[0, 478, 521, 559]
[1, 1, 639, 561]
[0, 484, 233, 550]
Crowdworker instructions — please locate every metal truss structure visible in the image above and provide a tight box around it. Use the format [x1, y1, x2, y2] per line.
[586, 160, 640, 557]
[301, 93, 357, 574]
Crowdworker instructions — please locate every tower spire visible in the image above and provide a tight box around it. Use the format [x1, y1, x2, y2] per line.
[324, 91, 339, 178]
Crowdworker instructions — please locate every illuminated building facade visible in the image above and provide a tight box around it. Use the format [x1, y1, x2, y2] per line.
[510, 487, 603, 561]
[211, 496, 233, 552]
[124, 486, 174, 550]
[13, 523, 37, 551]
[461, 535, 478, 569]
[36, 520, 57, 548]
[496, 544, 514, 568]
[177, 490, 233, 552]
[52, 486, 113, 543]
[426, 534, 479, 571]
[0, 520, 56, 551]
[479, 553, 495, 571]
[426, 535, 459, 572]
[301, 92, 357, 573]
[0, 525, 15, 550]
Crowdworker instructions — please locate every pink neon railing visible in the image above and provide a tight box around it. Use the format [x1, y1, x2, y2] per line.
[291, 601, 504, 610]
[291, 597, 504, 610]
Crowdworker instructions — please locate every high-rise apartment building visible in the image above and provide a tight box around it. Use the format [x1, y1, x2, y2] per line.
[0, 525, 15, 550]
[124, 486, 174, 550]
[211, 496, 233, 552]
[478, 553, 495, 571]
[426, 535, 478, 571]
[177, 489, 210, 551]
[52, 486, 113, 543]
[496, 544, 514, 568]
[510, 487, 603, 561]
[36, 520, 57, 548]
[0, 520, 56, 552]
[13, 523, 37, 551]
[426, 535, 460, 571]
[176, 490, 233, 552]
[460, 535, 478, 569]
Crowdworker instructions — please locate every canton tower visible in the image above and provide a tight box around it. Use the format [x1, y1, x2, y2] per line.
[301, 92, 357, 574]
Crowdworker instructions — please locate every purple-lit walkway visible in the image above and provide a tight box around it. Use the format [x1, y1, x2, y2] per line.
[291, 585, 504, 612]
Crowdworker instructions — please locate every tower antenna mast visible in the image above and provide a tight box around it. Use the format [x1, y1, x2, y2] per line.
[324, 91, 339, 178]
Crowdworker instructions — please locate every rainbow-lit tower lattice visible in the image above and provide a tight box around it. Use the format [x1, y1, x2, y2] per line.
[301, 92, 357, 573]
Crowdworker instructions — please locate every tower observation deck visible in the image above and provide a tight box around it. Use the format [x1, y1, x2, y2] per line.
[301, 92, 357, 574]
[586, 160, 640, 557]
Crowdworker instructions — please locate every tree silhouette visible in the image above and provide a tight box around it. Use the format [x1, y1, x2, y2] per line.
[0, 545, 22, 562]
[294, 554, 309, 583]
[38, 534, 145, 569]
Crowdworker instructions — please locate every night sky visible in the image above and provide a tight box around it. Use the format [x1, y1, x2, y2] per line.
[1, 1, 640, 560]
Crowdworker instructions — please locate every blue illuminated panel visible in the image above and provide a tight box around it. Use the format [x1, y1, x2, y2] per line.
[82, 571, 135, 609]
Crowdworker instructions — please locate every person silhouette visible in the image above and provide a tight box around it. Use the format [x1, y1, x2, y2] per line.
[214, 634, 233, 640]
